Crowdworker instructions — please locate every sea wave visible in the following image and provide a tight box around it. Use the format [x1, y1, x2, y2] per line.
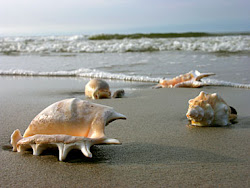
[0, 69, 161, 82]
[0, 34, 250, 54]
[0, 69, 250, 89]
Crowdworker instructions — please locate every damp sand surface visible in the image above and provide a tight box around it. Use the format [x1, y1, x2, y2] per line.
[0, 77, 250, 187]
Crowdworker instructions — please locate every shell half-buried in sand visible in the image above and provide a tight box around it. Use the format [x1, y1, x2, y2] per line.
[85, 78, 112, 99]
[186, 91, 237, 126]
[10, 98, 126, 161]
[154, 70, 215, 88]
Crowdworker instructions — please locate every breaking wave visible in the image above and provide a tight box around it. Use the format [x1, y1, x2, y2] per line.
[0, 34, 250, 54]
[0, 69, 250, 89]
[0, 69, 161, 82]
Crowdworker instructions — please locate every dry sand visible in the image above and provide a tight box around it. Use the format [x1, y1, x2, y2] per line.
[0, 77, 250, 187]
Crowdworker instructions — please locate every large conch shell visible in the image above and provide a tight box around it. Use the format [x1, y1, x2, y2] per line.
[155, 70, 215, 88]
[186, 91, 237, 126]
[11, 98, 126, 161]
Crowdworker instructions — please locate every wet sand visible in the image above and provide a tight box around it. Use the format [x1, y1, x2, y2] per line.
[0, 77, 250, 187]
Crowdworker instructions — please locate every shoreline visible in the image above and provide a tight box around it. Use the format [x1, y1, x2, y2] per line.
[0, 77, 250, 187]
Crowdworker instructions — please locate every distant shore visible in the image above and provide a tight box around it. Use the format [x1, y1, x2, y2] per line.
[88, 31, 250, 40]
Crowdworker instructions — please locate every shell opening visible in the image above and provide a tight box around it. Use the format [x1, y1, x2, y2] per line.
[230, 106, 237, 115]
[93, 90, 111, 99]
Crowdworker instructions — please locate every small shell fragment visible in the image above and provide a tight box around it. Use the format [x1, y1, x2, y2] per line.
[112, 89, 125, 98]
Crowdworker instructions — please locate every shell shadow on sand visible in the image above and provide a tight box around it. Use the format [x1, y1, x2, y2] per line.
[92, 143, 240, 165]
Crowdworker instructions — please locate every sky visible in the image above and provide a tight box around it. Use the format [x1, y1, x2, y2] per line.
[0, 0, 250, 36]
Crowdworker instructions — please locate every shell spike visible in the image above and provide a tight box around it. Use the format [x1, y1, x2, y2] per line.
[193, 70, 216, 81]
[33, 144, 45, 156]
[57, 143, 66, 161]
[31, 144, 39, 155]
[199, 91, 206, 97]
[102, 138, 121, 144]
[80, 142, 92, 158]
[11, 129, 23, 152]
[107, 111, 126, 124]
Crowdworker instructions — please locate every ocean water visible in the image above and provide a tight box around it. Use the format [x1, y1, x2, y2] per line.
[0, 33, 250, 90]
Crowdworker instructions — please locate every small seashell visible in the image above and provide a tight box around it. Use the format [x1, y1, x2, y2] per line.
[85, 79, 125, 99]
[85, 78, 111, 99]
[112, 89, 125, 98]
[186, 91, 237, 126]
[154, 70, 215, 88]
[11, 98, 126, 161]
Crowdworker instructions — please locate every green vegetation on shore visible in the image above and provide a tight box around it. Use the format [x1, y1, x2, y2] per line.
[88, 32, 250, 40]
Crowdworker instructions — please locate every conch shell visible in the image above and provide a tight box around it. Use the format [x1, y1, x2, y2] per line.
[11, 98, 126, 161]
[155, 70, 215, 88]
[85, 79, 125, 99]
[186, 91, 237, 126]
[85, 78, 111, 99]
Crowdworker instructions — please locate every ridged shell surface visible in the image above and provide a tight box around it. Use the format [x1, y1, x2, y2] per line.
[186, 91, 235, 126]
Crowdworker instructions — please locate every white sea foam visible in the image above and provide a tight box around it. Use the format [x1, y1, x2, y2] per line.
[0, 69, 250, 89]
[0, 35, 249, 54]
[0, 69, 161, 82]
[202, 79, 250, 89]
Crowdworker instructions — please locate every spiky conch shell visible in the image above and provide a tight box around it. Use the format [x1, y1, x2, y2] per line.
[10, 98, 126, 161]
[186, 91, 237, 126]
[154, 70, 215, 88]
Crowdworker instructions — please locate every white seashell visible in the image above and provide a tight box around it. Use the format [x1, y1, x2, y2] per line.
[186, 91, 237, 126]
[85, 78, 111, 99]
[11, 98, 126, 161]
[154, 70, 215, 88]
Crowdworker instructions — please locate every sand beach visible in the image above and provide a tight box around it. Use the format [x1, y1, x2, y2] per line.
[1, 0, 250, 186]
[0, 77, 249, 187]
[1, 0, 250, 185]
